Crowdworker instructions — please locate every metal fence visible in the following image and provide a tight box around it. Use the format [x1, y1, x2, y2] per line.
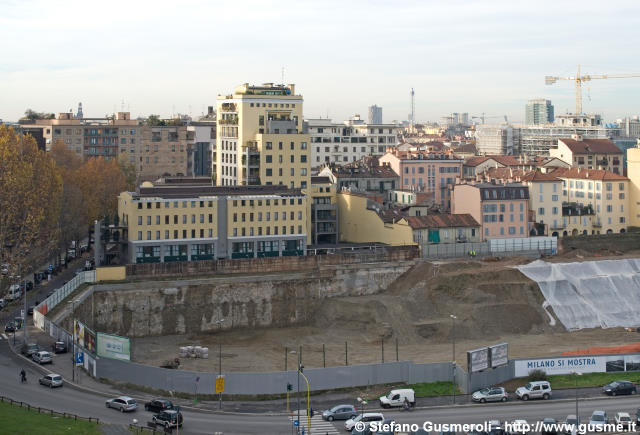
[0, 395, 100, 424]
[421, 237, 557, 259]
[96, 357, 452, 395]
[35, 270, 96, 315]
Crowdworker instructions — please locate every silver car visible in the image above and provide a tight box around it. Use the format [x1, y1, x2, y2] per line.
[322, 404, 357, 421]
[32, 350, 52, 364]
[472, 387, 508, 403]
[39, 373, 63, 388]
[106, 396, 138, 412]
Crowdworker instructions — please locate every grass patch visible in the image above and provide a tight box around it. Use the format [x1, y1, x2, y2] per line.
[0, 399, 101, 434]
[409, 381, 461, 398]
[499, 372, 640, 392]
[548, 372, 640, 389]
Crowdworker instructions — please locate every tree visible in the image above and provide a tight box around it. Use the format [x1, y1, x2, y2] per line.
[117, 153, 137, 191]
[21, 109, 55, 121]
[0, 125, 62, 275]
[145, 114, 165, 126]
[50, 139, 83, 171]
[76, 157, 126, 225]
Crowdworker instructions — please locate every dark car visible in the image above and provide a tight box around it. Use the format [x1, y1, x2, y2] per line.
[376, 419, 396, 435]
[152, 409, 183, 429]
[636, 408, 640, 425]
[5, 322, 16, 333]
[602, 380, 636, 396]
[322, 404, 357, 421]
[27, 305, 35, 315]
[541, 418, 558, 435]
[21, 343, 39, 356]
[144, 398, 174, 413]
[52, 341, 67, 354]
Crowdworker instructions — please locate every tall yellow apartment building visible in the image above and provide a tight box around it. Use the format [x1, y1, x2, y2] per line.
[216, 83, 311, 189]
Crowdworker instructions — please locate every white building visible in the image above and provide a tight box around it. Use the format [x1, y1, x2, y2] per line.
[475, 125, 516, 155]
[306, 115, 400, 166]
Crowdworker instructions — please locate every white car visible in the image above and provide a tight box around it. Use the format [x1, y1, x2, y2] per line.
[515, 381, 552, 400]
[379, 388, 415, 408]
[106, 396, 138, 412]
[589, 410, 607, 428]
[615, 412, 632, 429]
[344, 413, 384, 431]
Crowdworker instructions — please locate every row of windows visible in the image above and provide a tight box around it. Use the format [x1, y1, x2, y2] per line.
[265, 141, 308, 150]
[483, 214, 525, 223]
[265, 154, 307, 163]
[232, 198, 303, 207]
[563, 180, 624, 191]
[137, 200, 215, 210]
[232, 225, 303, 236]
[233, 211, 303, 222]
[266, 168, 307, 177]
[138, 229, 214, 240]
[138, 214, 215, 225]
[537, 207, 559, 216]
[484, 226, 525, 236]
[313, 127, 394, 134]
[249, 102, 296, 108]
[404, 166, 460, 175]
[483, 203, 525, 213]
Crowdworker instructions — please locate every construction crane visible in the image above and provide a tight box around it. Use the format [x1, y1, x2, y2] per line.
[545, 64, 640, 114]
[471, 113, 508, 124]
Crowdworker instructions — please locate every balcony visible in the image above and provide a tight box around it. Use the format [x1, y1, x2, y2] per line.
[266, 119, 297, 134]
[562, 202, 594, 216]
[246, 176, 261, 185]
[221, 102, 237, 112]
[219, 116, 238, 125]
[593, 220, 602, 228]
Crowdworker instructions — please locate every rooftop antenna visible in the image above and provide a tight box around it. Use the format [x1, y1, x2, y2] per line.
[281, 66, 284, 85]
[410, 88, 415, 130]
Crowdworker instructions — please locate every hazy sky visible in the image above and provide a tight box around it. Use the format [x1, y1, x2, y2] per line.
[2, 0, 640, 124]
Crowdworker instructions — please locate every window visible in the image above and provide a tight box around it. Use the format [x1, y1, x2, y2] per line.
[538, 207, 545, 216]
[266, 155, 272, 163]
[552, 195, 558, 201]
[138, 216, 142, 225]
[266, 168, 272, 176]
[156, 215, 160, 225]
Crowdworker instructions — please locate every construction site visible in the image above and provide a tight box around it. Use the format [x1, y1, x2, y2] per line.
[118, 234, 640, 373]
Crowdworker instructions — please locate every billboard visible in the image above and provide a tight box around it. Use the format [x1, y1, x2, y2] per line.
[490, 343, 508, 368]
[467, 347, 489, 373]
[514, 356, 605, 377]
[97, 332, 131, 361]
[73, 320, 96, 354]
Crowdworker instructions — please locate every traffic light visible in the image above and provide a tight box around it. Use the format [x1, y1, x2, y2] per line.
[286, 383, 292, 391]
[309, 408, 314, 418]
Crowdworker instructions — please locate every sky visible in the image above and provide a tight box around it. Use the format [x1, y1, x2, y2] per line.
[1, 0, 640, 124]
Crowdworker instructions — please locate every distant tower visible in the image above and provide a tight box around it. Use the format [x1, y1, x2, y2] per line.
[410, 88, 415, 129]
[368, 105, 383, 124]
[76, 102, 83, 119]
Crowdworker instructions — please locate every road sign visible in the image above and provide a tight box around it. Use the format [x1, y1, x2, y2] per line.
[48, 264, 53, 271]
[293, 420, 299, 427]
[75, 352, 84, 364]
[216, 375, 225, 393]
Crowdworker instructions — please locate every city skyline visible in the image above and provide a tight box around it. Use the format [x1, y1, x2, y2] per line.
[2, 0, 640, 123]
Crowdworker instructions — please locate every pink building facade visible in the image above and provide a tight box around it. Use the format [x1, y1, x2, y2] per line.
[452, 182, 530, 240]
[379, 151, 463, 210]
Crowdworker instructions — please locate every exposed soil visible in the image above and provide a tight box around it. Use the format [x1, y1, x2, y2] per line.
[132, 250, 640, 373]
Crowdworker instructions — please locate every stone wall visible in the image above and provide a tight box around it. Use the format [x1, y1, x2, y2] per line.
[74, 260, 415, 337]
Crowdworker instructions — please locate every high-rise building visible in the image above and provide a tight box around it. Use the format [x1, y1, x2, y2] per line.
[368, 105, 382, 124]
[525, 99, 554, 125]
[215, 83, 310, 189]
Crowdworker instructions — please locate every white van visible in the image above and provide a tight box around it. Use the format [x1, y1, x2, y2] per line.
[379, 388, 415, 408]
[6, 284, 22, 301]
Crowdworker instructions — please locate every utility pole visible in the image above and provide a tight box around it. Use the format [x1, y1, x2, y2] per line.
[215, 319, 225, 410]
[297, 362, 301, 435]
[450, 314, 457, 404]
[72, 299, 76, 382]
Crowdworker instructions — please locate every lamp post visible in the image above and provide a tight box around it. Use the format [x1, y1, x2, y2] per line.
[70, 299, 76, 382]
[297, 363, 303, 435]
[450, 314, 457, 404]
[215, 318, 225, 410]
[573, 371, 582, 424]
[357, 396, 367, 416]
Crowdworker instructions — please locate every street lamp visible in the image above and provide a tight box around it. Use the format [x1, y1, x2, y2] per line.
[450, 314, 457, 404]
[357, 396, 367, 416]
[572, 371, 582, 424]
[215, 319, 225, 410]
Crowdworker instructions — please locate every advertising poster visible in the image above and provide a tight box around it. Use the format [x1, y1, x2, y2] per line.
[490, 343, 509, 368]
[97, 332, 131, 361]
[467, 347, 489, 372]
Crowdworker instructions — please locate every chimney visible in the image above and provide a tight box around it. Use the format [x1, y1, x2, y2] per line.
[571, 133, 583, 141]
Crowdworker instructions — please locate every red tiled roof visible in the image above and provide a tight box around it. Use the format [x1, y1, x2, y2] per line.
[406, 213, 480, 229]
[519, 170, 562, 182]
[454, 143, 477, 154]
[559, 138, 622, 155]
[464, 156, 490, 167]
[550, 167, 628, 181]
[489, 155, 522, 166]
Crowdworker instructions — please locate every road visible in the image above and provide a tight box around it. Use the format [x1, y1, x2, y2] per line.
[2, 332, 640, 435]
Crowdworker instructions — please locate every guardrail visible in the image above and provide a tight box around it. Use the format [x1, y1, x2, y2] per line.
[129, 422, 172, 434]
[34, 270, 95, 317]
[0, 395, 100, 424]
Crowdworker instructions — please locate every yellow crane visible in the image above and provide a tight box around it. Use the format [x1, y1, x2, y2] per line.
[545, 64, 640, 114]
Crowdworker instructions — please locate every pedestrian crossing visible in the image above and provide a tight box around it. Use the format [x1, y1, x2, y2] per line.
[288, 412, 340, 435]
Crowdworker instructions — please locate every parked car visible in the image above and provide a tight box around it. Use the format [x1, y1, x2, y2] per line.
[472, 387, 508, 403]
[4, 322, 15, 333]
[509, 419, 529, 435]
[374, 419, 396, 435]
[32, 350, 52, 364]
[39, 373, 63, 388]
[345, 413, 384, 432]
[0, 298, 6, 309]
[379, 388, 415, 408]
[615, 412, 632, 429]
[589, 410, 607, 428]
[144, 398, 174, 413]
[1, 263, 8, 275]
[105, 396, 137, 412]
[602, 380, 636, 396]
[488, 420, 504, 435]
[562, 415, 579, 435]
[52, 341, 67, 354]
[515, 381, 552, 401]
[152, 409, 183, 429]
[27, 305, 35, 315]
[6, 284, 22, 301]
[24, 281, 33, 291]
[636, 408, 640, 425]
[540, 418, 558, 435]
[21, 343, 38, 356]
[322, 404, 357, 421]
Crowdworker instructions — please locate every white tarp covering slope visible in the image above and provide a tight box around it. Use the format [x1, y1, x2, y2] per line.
[518, 258, 640, 330]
